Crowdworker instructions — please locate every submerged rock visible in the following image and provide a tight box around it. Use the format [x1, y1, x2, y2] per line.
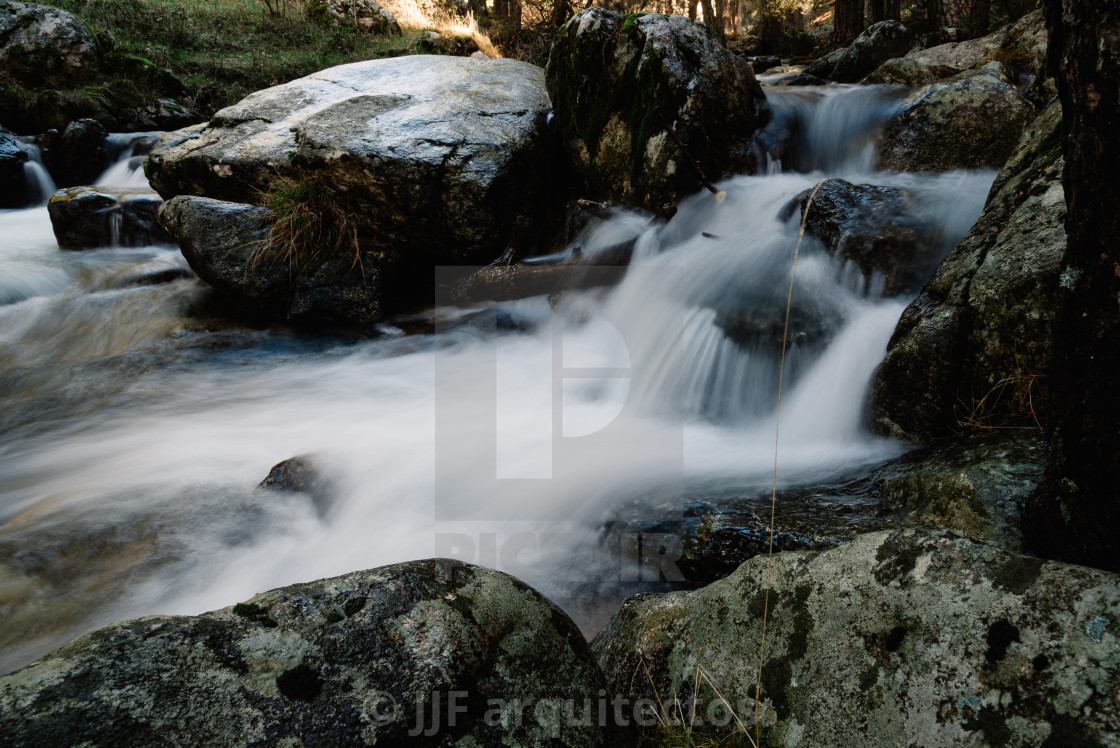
[0, 560, 623, 747]
[159, 195, 384, 324]
[147, 55, 552, 268]
[0, 1, 99, 86]
[796, 178, 937, 297]
[545, 9, 769, 211]
[594, 528, 1120, 747]
[48, 187, 169, 249]
[878, 62, 1035, 172]
[871, 98, 1064, 441]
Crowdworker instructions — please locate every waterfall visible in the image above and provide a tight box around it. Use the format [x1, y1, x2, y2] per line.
[0, 85, 998, 674]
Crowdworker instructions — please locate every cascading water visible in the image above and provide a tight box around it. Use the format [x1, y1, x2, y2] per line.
[0, 87, 998, 674]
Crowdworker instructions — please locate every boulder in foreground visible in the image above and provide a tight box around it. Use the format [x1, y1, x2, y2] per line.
[594, 528, 1120, 747]
[0, 559, 622, 747]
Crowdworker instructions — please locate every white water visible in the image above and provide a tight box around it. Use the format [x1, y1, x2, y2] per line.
[0, 89, 997, 673]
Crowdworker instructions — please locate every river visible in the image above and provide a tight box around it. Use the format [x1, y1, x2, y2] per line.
[0, 82, 996, 674]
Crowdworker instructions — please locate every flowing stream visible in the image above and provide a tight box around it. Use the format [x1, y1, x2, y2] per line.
[0, 84, 997, 674]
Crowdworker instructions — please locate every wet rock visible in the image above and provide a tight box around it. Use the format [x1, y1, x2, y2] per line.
[795, 178, 937, 296]
[0, 1, 99, 86]
[860, 56, 957, 86]
[0, 560, 623, 747]
[545, 9, 769, 211]
[878, 62, 1035, 173]
[825, 20, 916, 83]
[317, 0, 401, 36]
[0, 126, 29, 208]
[147, 55, 552, 268]
[868, 432, 1045, 552]
[260, 455, 335, 516]
[871, 98, 1064, 441]
[57, 118, 108, 186]
[158, 195, 385, 324]
[48, 187, 169, 249]
[803, 46, 847, 79]
[766, 71, 827, 87]
[593, 528, 1120, 747]
[749, 55, 782, 73]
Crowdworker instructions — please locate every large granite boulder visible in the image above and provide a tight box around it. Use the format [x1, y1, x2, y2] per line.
[158, 195, 385, 324]
[545, 9, 769, 211]
[824, 20, 916, 83]
[146, 55, 552, 267]
[860, 56, 957, 86]
[870, 98, 1065, 441]
[908, 25, 1005, 73]
[878, 62, 1036, 173]
[0, 0, 98, 86]
[593, 528, 1120, 747]
[48, 187, 169, 249]
[796, 178, 937, 297]
[908, 10, 1046, 79]
[0, 560, 623, 747]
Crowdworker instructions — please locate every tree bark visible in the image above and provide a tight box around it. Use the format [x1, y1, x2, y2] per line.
[550, 0, 571, 27]
[699, 0, 716, 29]
[883, 0, 900, 21]
[1023, 0, 1120, 572]
[969, 0, 990, 38]
[834, 0, 865, 42]
[688, 0, 698, 20]
[728, 0, 740, 34]
[867, 0, 885, 24]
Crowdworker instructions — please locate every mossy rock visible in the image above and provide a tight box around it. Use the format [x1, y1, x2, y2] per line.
[545, 9, 769, 211]
[0, 559, 625, 747]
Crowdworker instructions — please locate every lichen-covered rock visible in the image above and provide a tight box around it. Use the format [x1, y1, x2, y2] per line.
[868, 432, 1046, 551]
[870, 98, 1064, 441]
[825, 20, 916, 83]
[878, 62, 1036, 172]
[0, 0, 98, 86]
[908, 25, 1005, 72]
[545, 9, 769, 211]
[158, 195, 387, 324]
[146, 55, 552, 267]
[48, 187, 169, 249]
[0, 560, 623, 747]
[593, 528, 1120, 747]
[0, 126, 29, 208]
[796, 178, 937, 297]
[860, 56, 957, 86]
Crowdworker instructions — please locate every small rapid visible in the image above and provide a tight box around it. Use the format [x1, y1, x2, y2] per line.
[0, 86, 998, 674]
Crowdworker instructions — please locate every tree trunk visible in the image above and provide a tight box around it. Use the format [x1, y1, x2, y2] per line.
[550, 0, 571, 27]
[926, 0, 945, 29]
[883, 0, 900, 20]
[688, 0, 698, 20]
[493, 0, 508, 20]
[728, 0, 740, 34]
[834, 0, 865, 41]
[758, 0, 782, 52]
[1023, 0, 1120, 573]
[510, 0, 522, 29]
[699, 0, 716, 29]
[867, 0, 885, 24]
[969, 0, 990, 38]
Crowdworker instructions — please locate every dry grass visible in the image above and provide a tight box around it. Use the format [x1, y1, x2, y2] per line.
[954, 356, 1046, 434]
[380, 0, 502, 55]
[252, 176, 363, 284]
